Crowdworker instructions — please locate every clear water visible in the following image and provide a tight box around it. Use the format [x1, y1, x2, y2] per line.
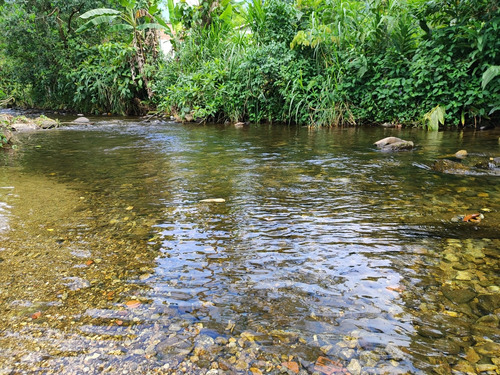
[0, 120, 499, 374]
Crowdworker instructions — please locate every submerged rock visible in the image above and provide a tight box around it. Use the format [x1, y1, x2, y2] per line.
[433, 154, 500, 175]
[431, 159, 470, 174]
[477, 294, 500, 314]
[374, 137, 414, 151]
[441, 285, 476, 304]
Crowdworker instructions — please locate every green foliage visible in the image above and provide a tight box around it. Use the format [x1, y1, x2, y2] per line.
[69, 42, 139, 115]
[1, 0, 499, 127]
[0, 0, 118, 109]
[482, 65, 500, 90]
[423, 105, 446, 131]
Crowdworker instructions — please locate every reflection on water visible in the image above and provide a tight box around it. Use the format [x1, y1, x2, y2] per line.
[0, 121, 499, 374]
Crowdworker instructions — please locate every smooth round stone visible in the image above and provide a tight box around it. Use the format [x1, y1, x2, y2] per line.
[347, 359, 362, 375]
[441, 285, 476, 304]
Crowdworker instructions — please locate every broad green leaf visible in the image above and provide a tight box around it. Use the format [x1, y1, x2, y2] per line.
[109, 24, 134, 32]
[488, 106, 500, 115]
[219, 4, 233, 23]
[89, 15, 119, 26]
[79, 8, 121, 20]
[149, 3, 159, 15]
[167, 0, 175, 22]
[423, 105, 445, 131]
[481, 65, 500, 90]
[120, 0, 136, 8]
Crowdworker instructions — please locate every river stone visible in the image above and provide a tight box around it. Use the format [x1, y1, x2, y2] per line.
[374, 137, 414, 151]
[432, 159, 470, 174]
[441, 285, 477, 304]
[434, 338, 461, 355]
[476, 364, 498, 372]
[455, 271, 473, 281]
[340, 348, 355, 360]
[385, 343, 406, 361]
[73, 116, 91, 124]
[477, 294, 500, 314]
[474, 342, 500, 356]
[347, 359, 362, 375]
[10, 122, 37, 131]
[63, 277, 91, 291]
[455, 150, 468, 158]
[454, 361, 476, 373]
[443, 253, 460, 263]
[156, 333, 194, 359]
[465, 347, 481, 363]
[476, 314, 499, 327]
[359, 351, 380, 367]
[374, 137, 402, 147]
[36, 117, 58, 129]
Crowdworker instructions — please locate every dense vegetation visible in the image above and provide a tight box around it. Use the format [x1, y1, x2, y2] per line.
[1, 0, 499, 128]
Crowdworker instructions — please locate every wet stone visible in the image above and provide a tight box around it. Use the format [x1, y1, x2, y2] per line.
[434, 338, 461, 355]
[465, 347, 481, 363]
[455, 271, 473, 281]
[476, 314, 500, 328]
[443, 253, 460, 263]
[347, 359, 362, 375]
[476, 364, 498, 373]
[359, 351, 380, 367]
[340, 348, 355, 360]
[385, 343, 406, 361]
[454, 361, 476, 373]
[474, 342, 500, 357]
[476, 294, 500, 315]
[416, 324, 444, 339]
[441, 285, 477, 304]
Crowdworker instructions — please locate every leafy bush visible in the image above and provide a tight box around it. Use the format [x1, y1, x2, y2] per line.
[69, 42, 142, 115]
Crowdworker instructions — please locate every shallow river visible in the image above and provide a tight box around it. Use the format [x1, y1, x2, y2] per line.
[0, 118, 499, 375]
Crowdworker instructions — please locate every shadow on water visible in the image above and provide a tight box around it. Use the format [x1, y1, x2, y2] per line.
[0, 120, 499, 374]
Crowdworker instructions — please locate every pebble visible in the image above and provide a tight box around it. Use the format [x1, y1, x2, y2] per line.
[455, 271, 472, 281]
[476, 364, 498, 372]
[347, 359, 362, 375]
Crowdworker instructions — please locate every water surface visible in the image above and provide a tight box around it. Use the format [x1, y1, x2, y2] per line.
[0, 120, 499, 374]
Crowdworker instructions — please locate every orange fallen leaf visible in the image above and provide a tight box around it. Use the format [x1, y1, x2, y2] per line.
[314, 356, 350, 375]
[282, 361, 299, 374]
[386, 285, 406, 293]
[116, 320, 123, 326]
[85, 260, 94, 266]
[125, 300, 141, 309]
[463, 213, 481, 222]
[31, 311, 42, 319]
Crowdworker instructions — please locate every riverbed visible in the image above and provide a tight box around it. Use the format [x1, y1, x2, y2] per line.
[0, 118, 499, 374]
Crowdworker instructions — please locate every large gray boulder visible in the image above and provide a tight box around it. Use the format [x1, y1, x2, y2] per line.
[374, 136, 414, 151]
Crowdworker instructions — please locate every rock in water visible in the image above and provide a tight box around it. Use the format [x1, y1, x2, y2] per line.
[73, 116, 91, 124]
[374, 137, 414, 151]
[431, 159, 470, 174]
[36, 117, 58, 129]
